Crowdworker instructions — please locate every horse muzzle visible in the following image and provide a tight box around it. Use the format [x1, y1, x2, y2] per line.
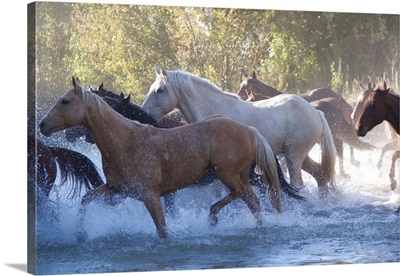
[39, 121, 55, 137]
[356, 124, 367, 137]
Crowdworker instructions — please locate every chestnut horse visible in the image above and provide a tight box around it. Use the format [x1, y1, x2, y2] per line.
[351, 80, 398, 170]
[39, 77, 282, 239]
[356, 82, 400, 190]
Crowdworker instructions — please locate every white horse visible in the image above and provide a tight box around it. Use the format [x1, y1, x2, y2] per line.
[142, 67, 337, 192]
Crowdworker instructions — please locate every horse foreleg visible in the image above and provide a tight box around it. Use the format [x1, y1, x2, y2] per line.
[334, 138, 347, 177]
[349, 146, 360, 167]
[144, 195, 168, 239]
[76, 184, 124, 242]
[389, 149, 400, 191]
[377, 139, 398, 169]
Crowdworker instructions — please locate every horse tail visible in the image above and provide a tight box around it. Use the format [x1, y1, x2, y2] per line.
[250, 127, 282, 212]
[317, 110, 337, 186]
[274, 155, 306, 201]
[49, 147, 104, 198]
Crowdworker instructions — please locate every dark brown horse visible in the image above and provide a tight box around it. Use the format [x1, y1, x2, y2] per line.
[351, 80, 398, 170]
[356, 82, 400, 190]
[237, 71, 373, 176]
[310, 98, 375, 177]
[28, 135, 104, 201]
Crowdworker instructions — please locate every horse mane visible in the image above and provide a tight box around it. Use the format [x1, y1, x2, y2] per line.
[166, 70, 241, 100]
[80, 86, 107, 119]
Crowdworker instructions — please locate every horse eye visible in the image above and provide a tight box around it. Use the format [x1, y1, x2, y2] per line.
[61, 99, 69, 105]
[156, 87, 164, 93]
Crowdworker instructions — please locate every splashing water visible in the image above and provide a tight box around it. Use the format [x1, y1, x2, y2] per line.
[34, 132, 399, 275]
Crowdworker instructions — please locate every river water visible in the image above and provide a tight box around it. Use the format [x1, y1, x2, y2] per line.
[33, 132, 399, 275]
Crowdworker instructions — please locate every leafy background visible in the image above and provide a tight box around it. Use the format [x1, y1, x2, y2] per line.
[35, 2, 399, 104]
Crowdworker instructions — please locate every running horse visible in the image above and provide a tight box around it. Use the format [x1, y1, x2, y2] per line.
[237, 71, 372, 176]
[356, 81, 400, 190]
[39, 77, 283, 239]
[351, 80, 398, 170]
[142, 67, 337, 194]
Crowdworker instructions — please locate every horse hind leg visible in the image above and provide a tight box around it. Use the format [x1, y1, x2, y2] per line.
[389, 149, 400, 191]
[210, 173, 262, 226]
[77, 184, 126, 242]
[209, 193, 238, 226]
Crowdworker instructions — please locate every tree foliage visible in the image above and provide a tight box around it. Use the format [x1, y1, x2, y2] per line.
[35, 3, 399, 103]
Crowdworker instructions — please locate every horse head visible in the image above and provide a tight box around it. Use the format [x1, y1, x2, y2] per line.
[237, 71, 258, 100]
[141, 65, 179, 121]
[356, 81, 390, 137]
[351, 79, 375, 122]
[39, 77, 88, 137]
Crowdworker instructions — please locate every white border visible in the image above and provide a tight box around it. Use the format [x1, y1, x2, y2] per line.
[1, 0, 398, 275]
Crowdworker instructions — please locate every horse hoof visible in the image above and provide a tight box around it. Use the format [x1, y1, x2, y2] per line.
[209, 215, 218, 227]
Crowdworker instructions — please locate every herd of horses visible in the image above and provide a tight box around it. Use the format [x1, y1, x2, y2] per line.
[34, 67, 399, 239]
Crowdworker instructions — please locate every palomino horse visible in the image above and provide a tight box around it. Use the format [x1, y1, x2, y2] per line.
[39, 77, 282, 239]
[142, 67, 337, 194]
[237, 71, 367, 173]
[28, 135, 104, 200]
[356, 82, 400, 190]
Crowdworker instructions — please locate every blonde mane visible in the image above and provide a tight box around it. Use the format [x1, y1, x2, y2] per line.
[80, 86, 107, 119]
[165, 70, 241, 100]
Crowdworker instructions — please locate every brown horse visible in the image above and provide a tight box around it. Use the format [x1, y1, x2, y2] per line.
[237, 71, 373, 176]
[356, 82, 400, 190]
[39, 77, 282, 239]
[28, 135, 104, 201]
[310, 98, 375, 177]
[238, 71, 354, 123]
[351, 80, 398, 170]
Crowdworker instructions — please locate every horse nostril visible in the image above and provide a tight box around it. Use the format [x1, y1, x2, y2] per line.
[39, 121, 45, 129]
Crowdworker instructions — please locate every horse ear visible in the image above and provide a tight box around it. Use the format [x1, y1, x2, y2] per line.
[252, 71, 257, 79]
[242, 71, 249, 78]
[98, 82, 104, 91]
[161, 68, 168, 80]
[124, 94, 131, 103]
[119, 92, 124, 99]
[154, 65, 162, 75]
[72, 76, 82, 94]
[382, 81, 387, 90]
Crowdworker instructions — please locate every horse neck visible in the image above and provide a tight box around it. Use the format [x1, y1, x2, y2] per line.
[384, 93, 400, 134]
[176, 77, 239, 123]
[255, 80, 283, 98]
[83, 95, 143, 154]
